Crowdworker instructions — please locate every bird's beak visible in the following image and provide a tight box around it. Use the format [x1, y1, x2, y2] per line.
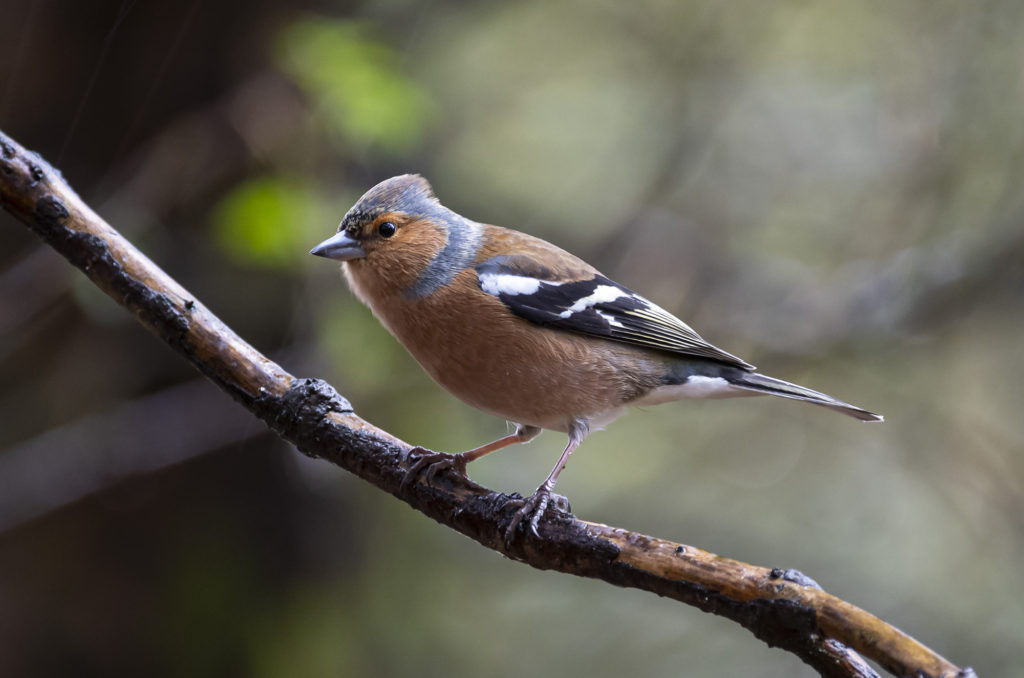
[310, 231, 366, 261]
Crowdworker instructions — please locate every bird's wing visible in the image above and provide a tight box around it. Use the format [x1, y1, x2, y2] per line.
[476, 254, 754, 370]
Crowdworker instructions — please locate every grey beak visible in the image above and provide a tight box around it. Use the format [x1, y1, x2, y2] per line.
[310, 230, 366, 261]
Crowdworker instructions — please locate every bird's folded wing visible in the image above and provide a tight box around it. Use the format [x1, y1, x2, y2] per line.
[476, 254, 754, 370]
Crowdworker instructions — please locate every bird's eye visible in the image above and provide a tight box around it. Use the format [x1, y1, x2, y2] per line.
[378, 221, 397, 238]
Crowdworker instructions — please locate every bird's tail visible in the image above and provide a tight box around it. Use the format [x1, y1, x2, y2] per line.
[729, 372, 883, 422]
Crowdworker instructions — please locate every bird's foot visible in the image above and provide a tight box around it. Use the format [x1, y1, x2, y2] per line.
[401, 447, 468, 493]
[504, 485, 571, 542]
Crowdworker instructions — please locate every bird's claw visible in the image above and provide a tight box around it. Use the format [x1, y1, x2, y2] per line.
[401, 447, 468, 493]
[503, 487, 571, 542]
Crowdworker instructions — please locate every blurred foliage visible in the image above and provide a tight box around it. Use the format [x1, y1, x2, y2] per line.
[274, 17, 433, 154]
[1, 1, 1023, 677]
[212, 174, 324, 270]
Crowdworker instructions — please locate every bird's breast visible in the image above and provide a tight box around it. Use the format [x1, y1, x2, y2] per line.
[356, 270, 662, 432]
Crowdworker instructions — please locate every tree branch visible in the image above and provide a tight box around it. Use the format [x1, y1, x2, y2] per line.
[0, 129, 973, 678]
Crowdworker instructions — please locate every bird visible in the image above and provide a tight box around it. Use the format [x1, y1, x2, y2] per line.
[311, 174, 882, 540]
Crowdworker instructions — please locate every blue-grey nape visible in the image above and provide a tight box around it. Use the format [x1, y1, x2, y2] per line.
[405, 213, 482, 298]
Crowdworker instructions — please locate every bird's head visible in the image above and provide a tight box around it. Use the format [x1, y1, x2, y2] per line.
[311, 175, 483, 298]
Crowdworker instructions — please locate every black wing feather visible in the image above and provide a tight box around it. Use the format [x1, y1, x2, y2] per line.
[476, 256, 754, 370]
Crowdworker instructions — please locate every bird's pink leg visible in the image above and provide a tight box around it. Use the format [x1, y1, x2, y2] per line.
[402, 425, 540, 491]
[504, 419, 588, 541]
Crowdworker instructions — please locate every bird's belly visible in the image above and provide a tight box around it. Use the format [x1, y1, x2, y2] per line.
[415, 333, 618, 432]
[376, 291, 656, 432]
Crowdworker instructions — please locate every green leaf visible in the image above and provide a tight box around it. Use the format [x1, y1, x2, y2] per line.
[275, 17, 432, 153]
[212, 175, 321, 270]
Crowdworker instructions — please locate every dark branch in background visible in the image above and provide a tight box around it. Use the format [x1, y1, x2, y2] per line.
[0, 378, 270, 531]
[0, 129, 974, 678]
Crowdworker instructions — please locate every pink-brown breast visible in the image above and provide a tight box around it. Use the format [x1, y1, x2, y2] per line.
[351, 271, 664, 432]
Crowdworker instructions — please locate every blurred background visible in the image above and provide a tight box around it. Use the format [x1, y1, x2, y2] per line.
[1, 1, 1022, 676]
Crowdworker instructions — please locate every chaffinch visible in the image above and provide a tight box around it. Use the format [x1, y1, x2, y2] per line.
[311, 174, 882, 539]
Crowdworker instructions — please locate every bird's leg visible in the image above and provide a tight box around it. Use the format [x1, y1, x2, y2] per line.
[402, 424, 541, 492]
[504, 419, 588, 542]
